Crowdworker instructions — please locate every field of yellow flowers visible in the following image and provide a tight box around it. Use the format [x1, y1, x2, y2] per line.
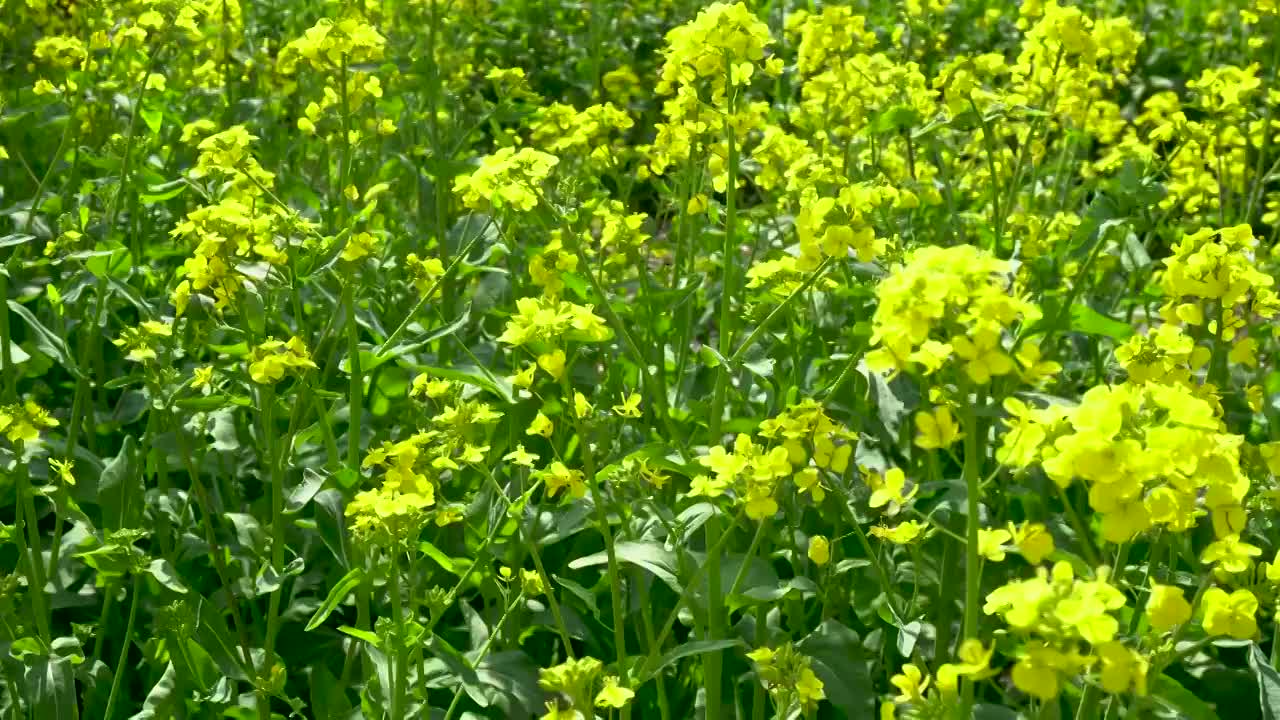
[4, 0, 1280, 717]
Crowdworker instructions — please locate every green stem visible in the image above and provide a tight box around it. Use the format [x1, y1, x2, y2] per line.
[960, 392, 985, 715]
[103, 572, 143, 720]
[14, 443, 51, 643]
[703, 62, 742, 720]
[390, 554, 406, 720]
[258, 383, 285, 720]
[561, 375, 627, 681]
[344, 282, 363, 473]
[441, 592, 524, 720]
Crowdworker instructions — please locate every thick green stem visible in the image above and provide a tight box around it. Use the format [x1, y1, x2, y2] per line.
[258, 384, 285, 720]
[703, 62, 741, 720]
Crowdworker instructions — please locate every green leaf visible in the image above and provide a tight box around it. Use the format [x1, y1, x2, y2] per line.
[128, 663, 179, 720]
[97, 436, 138, 531]
[25, 656, 78, 720]
[569, 540, 680, 591]
[1249, 644, 1280, 719]
[419, 540, 461, 576]
[310, 664, 355, 720]
[1069, 304, 1133, 341]
[797, 619, 874, 719]
[412, 364, 513, 403]
[306, 568, 364, 631]
[1150, 674, 1220, 720]
[286, 469, 327, 514]
[140, 106, 163, 134]
[0, 233, 36, 248]
[8, 300, 82, 378]
[255, 557, 305, 595]
[139, 180, 188, 205]
[315, 489, 349, 569]
[147, 559, 189, 594]
[338, 626, 382, 648]
[874, 104, 921, 134]
[635, 639, 744, 684]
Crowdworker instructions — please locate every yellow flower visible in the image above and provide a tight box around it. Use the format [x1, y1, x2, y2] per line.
[871, 521, 925, 544]
[1145, 582, 1192, 632]
[541, 462, 587, 499]
[503, 444, 539, 468]
[1096, 641, 1147, 695]
[914, 405, 962, 449]
[868, 467, 916, 509]
[689, 475, 730, 498]
[1010, 521, 1055, 564]
[1200, 534, 1262, 573]
[978, 527, 1012, 561]
[1201, 587, 1258, 639]
[889, 664, 929, 703]
[50, 458, 75, 486]
[537, 350, 567, 380]
[595, 676, 634, 709]
[795, 667, 825, 711]
[527, 412, 554, 438]
[191, 366, 215, 390]
[808, 536, 830, 566]
[573, 392, 593, 419]
[512, 363, 537, 389]
[611, 392, 642, 418]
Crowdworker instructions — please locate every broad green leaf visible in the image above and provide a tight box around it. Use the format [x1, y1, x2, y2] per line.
[1249, 644, 1280, 719]
[0, 233, 36, 248]
[797, 619, 874, 719]
[307, 568, 365, 631]
[1150, 674, 1220, 720]
[97, 436, 138, 531]
[412, 364, 513, 403]
[569, 540, 680, 591]
[339, 625, 382, 647]
[147, 558, 188, 594]
[1069, 304, 1133, 341]
[128, 663, 179, 720]
[287, 469, 327, 514]
[139, 180, 188, 205]
[315, 489, 349, 569]
[311, 663, 355, 720]
[635, 639, 744, 684]
[25, 656, 78, 720]
[8, 300, 82, 378]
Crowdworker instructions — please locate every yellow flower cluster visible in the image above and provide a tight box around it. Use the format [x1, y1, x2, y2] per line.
[277, 17, 387, 74]
[248, 337, 317, 385]
[656, 2, 772, 100]
[453, 147, 560, 212]
[537, 657, 633, 719]
[867, 244, 1040, 383]
[999, 382, 1247, 542]
[747, 643, 826, 714]
[497, 296, 611, 348]
[694, 401, 855, 519]
[0, 400, 59, 445]
[984, 563, 1144, 699]
[1157, 225, 1280, 336]
[528, 102, 633, 160]
[112, 320, 173, 363]
[346, 482, 435, 549]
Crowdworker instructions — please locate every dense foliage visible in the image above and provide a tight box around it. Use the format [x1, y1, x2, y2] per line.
[3, 0, 1280, 718]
